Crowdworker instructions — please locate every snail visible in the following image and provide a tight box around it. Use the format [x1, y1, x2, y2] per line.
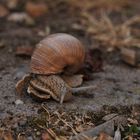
[16, 33, 94, 104]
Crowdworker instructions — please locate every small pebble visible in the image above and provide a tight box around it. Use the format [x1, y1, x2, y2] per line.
[15, 99, 24, 105]
[36, 131, 41, 136]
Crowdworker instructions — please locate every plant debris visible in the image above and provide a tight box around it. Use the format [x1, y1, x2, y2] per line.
[25, 1, 48, 18]
[15, 46, 34, 56]
[28, 104, 96, 139]
[81, 13, 140, 51]
[0, 5, 9, 17]
[7, 13, 35, 25]
[121, 46, 140, 66]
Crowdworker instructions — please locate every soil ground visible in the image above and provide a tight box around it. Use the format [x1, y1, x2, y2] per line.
[0, 0, 140, 139]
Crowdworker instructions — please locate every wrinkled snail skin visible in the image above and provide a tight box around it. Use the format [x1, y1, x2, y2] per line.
[30, 33, 85, 75]
[27, 74, 95, 104]
[26, 33, 86, 103]
[37, 74, 72, 103]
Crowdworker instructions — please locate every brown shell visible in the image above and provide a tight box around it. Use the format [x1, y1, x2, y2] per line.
[31, 33, 85, 75]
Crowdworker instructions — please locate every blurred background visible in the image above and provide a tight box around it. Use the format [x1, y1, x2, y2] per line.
[0, 0, 139, 69]
[0, 0, 140, 68]
[0, 0, 140, 50]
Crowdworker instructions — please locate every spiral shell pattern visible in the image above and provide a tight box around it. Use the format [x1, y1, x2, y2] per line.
[31, 33, 85, 75]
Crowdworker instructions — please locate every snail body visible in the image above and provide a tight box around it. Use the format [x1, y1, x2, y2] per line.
[16, 33, 85, 103]
[28, 75, 72, 104]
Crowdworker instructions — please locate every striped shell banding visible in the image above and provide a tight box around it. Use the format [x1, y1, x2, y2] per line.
[31, 33, 85, 75]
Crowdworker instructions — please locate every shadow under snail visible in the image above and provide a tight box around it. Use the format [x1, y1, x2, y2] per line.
[16, 33, 95, 104]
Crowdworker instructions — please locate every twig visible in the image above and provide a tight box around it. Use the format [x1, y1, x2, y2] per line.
[54, 112, 78, 135]
[41, 103, 51, 121]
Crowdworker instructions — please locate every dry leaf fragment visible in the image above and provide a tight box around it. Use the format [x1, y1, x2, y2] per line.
[7, 13, 34, 25]
[15, 46, 34, 56]
[7, 0, 18, 9]
[58, 136, 68, 140]
[127, 135, 133, 140]
[127, 118, 138, 125]
[102, 114, 118, 121]
[41, 129, 67, 140]
[41, 131, 53, 140]
[121, 46, 140, 66]
[76, 124, 94, 133]
[82, 13, 140, 51]
[2, 130, 14, 140]
[17, 133, 27, 140]
[114, 127, 121, 140]
[25, 2, 48, 18]
[97, 132, 113, 140]
[0, 5, 9, 17]
[71, 120, 114, 140]
[131, 105, 140, 118]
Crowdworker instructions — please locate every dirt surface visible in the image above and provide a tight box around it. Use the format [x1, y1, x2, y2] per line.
[0, 0, 140, 139]
[1, 59, 140, 116]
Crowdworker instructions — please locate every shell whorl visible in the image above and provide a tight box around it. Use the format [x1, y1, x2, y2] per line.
[31, 33, 85, 75]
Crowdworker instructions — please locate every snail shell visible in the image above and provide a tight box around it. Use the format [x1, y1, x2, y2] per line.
[31, 33, 85, 75]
